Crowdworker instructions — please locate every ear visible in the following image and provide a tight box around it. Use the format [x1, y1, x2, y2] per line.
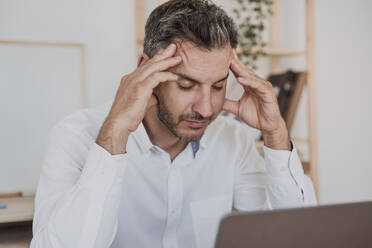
[137, 53, 150, 67]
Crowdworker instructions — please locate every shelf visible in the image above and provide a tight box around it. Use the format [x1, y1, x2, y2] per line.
[261, 48, 307, 57]
[237, 47, 307, 57]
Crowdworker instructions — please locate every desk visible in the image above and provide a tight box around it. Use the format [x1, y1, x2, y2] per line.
[0, 196, 34, 247]
[0, 196, 34, 224]
[0, 222, 32, 248]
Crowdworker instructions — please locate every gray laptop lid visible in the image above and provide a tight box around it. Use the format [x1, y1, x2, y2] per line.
[215, 201, 372, 248]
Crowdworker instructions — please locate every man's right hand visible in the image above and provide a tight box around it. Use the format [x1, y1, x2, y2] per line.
[96, 43, 181, 155]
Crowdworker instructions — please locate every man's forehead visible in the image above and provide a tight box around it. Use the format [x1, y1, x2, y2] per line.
[174, 40, 233, 62]
[169, 40, 233, 80]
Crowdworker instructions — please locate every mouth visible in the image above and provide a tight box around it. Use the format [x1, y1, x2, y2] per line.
[183, 120, 209, 129]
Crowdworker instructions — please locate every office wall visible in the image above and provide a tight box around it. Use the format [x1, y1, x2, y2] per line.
[0, 0, 136, 191]
[315, 0, 372, 204]
[0, 44, 82, 192]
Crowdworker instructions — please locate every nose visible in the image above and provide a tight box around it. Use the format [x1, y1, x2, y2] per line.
[192, 89, 213, 119]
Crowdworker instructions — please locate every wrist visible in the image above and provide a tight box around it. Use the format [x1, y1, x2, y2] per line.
[96, 117, 131, 155]
[262, 120, 291, 151]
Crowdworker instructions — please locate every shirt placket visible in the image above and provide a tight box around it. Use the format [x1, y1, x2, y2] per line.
[163, 157, 183, 248]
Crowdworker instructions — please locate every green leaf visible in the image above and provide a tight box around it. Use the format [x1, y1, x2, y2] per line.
[234, 0, 272, 70]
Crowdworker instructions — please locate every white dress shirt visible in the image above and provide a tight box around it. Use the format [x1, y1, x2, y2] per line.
[31, 101, 311, 248]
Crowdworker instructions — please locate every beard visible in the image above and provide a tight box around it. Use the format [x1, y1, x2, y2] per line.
[156, 96, 213, 143]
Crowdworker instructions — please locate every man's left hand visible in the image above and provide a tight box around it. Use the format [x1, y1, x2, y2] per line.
[223, 51, 291, 151]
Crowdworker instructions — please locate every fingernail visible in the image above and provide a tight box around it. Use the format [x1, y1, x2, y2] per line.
[168, 43, 176, 50]
[174, 56, 181, 61]
[238, 77, 246, 82]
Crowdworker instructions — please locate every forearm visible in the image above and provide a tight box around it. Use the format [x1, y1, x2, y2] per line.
[96, 117, 131, 155]
[262, 119, 291, 151]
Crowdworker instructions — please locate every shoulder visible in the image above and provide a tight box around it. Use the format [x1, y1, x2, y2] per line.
[49, 100, 112, 144]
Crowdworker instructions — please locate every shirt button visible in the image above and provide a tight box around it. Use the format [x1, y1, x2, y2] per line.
[171, 209, 177, 214]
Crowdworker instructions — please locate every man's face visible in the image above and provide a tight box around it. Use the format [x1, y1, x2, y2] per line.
[154, 41, 233, 142]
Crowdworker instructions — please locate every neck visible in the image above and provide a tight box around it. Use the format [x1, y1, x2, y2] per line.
[142, 106, 188, 159]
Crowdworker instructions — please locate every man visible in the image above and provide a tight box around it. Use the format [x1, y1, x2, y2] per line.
[31, 0, 313, 247]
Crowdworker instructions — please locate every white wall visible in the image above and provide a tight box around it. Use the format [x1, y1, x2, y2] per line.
[1, 0, 372, 205]
[0, 0, 136, 192]
[315, 0, 372, 204]
[0, 44, 82, 192]
[0, 0, 136, 107]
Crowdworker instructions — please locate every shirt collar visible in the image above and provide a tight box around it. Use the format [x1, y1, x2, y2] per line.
[133, 122, 153, 154]
[133, 121, 208, 157]
[190, 140, 200, 158]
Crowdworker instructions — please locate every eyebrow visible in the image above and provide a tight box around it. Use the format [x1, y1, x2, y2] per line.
[175, 72, 229, 85]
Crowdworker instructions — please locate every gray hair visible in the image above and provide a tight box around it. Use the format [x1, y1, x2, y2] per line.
[143, 0, 238, 58]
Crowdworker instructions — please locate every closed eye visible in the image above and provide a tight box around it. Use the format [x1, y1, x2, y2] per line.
[178, 84, 193, 90]
[213, 85, 223, 91]
[178, 84, 224, 91]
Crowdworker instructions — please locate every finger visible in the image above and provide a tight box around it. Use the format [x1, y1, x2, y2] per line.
[142, 71, 179, 89]
[231, 51, 256, 77]
[230, 52, 260, 87]
[137, 55, 182, 81]
[229, 53, 273, 96]
[151, 43, 178, 62]
[237, 76, 269, 96]
[230, 56, 251, 79]
[230, 54, 273, 95]
[222, 99, 240, 116]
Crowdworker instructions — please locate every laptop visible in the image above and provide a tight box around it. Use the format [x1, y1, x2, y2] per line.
[215, 201, 372, 248]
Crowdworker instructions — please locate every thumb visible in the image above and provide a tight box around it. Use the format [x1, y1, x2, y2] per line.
[222, 99, 239, 116]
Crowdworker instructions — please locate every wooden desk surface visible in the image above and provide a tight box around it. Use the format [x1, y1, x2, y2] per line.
[0, 196, 34, 224]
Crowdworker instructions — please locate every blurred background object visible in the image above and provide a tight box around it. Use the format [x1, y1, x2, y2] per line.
[232, 0, 273, 70]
